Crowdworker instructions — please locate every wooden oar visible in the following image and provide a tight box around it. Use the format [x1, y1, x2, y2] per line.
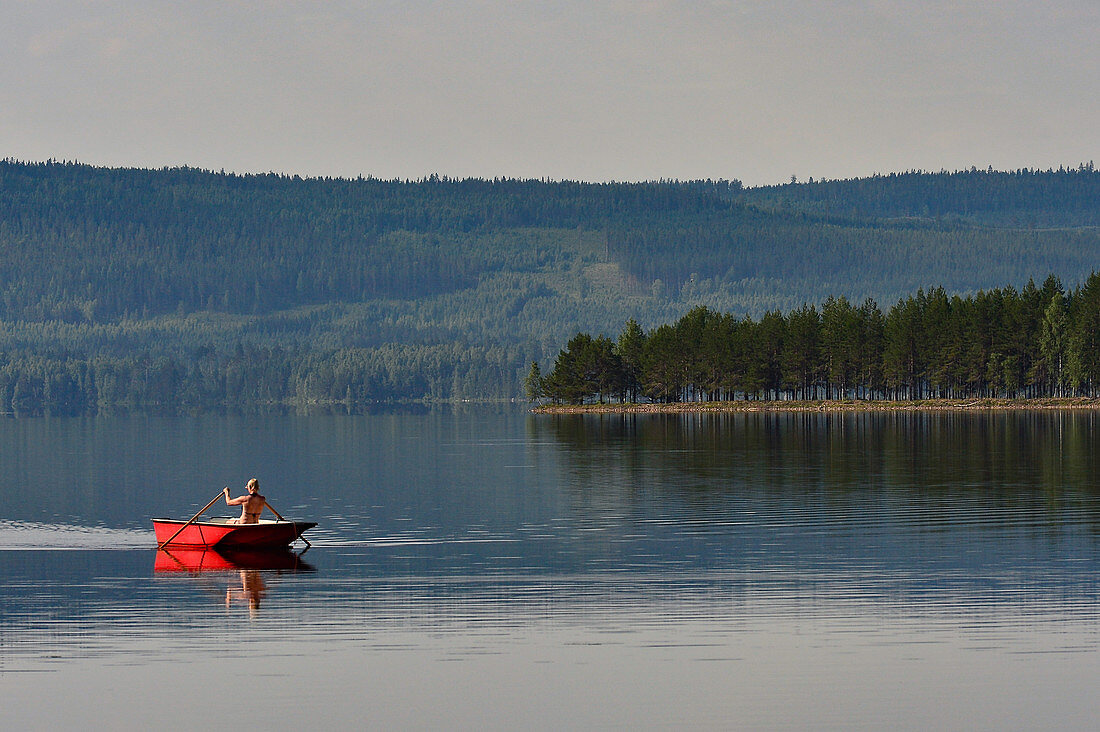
[263, 501, 287, 521]
[157, 489, 225, 551]
[264, 500, 311, 548]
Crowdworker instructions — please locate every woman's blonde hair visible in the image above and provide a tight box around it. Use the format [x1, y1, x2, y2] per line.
[247, 478, 259, 491]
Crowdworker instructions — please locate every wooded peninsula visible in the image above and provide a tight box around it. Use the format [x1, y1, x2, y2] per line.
[526, 275, 1100, 407]
[2, 159, 1099, 414]
[523, 277, 1100, 407]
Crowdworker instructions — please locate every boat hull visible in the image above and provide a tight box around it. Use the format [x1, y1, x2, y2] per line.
[153, 518, 316, 549]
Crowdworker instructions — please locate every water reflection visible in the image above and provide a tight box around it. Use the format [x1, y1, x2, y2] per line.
[153, 547, 314, 573]
[225, 570, 266, 618]
[153, 547, 314, 619]
[4, 410, 1100, 729]
[533, 410, 1100, 516]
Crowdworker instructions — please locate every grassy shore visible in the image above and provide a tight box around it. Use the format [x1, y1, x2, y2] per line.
[532, 397, 1100, 414]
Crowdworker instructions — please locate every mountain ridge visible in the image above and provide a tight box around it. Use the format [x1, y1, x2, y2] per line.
[1, 159, 1098, 410]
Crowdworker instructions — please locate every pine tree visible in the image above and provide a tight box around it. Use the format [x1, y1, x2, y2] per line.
[616, 318, 646, 403]
[523, 361, 545, 402]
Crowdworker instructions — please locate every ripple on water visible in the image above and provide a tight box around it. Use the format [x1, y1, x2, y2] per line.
[0, 520, 149, 550]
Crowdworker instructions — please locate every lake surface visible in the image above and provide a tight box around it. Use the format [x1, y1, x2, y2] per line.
[3, 408, 1100, 729]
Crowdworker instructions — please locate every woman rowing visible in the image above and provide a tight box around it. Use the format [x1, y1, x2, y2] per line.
[224, 478, 267, 524]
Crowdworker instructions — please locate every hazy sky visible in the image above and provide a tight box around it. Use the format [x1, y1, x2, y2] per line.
[3, 1, 1097, 186]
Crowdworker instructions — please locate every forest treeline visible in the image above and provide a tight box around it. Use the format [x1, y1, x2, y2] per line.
[531, 274, 1100, 404]
[0, 343, 528, 415]
[743, 163, 1100, 226]
[4, 160, 1100, 323]
[0, 159, 741, 321]
[3, 159, 1100, 410]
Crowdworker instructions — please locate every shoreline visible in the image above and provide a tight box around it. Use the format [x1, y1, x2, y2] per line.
[532, 397, 1100, 414]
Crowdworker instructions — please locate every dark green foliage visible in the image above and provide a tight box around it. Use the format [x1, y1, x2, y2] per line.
[615, 318, 645, 403]
[523, 361, 545, 402]
[543, 333, 622, 405]
[0, 342, 532, 415]
[3, 160, 1100, 411]
[540, 276, 1100, 404]
[639, 324, 686, 403]
[743, 164, 1100, 226]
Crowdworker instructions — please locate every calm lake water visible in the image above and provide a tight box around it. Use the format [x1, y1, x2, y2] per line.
[3, 408, 1100, 729]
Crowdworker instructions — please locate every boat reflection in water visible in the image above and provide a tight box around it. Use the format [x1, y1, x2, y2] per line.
[154, 547, 314, 619]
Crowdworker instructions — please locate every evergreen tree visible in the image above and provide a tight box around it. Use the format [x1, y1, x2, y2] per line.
[615, 318, 646, 403]
[1039, 290, 1068, 396]
[523, 361, 545, 402]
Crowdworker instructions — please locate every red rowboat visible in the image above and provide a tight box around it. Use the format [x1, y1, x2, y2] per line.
[152, 516, 316, 549]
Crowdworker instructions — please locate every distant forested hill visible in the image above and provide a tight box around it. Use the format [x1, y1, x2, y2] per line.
[742, 164, 1100, 226]
[0, 161, 736, 321]
[0, 159, 1098, 412]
